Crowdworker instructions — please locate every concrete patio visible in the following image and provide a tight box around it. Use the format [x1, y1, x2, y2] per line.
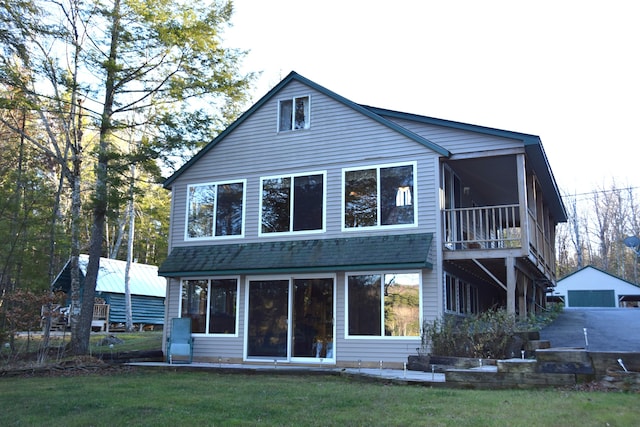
[129, 361, 448, 386]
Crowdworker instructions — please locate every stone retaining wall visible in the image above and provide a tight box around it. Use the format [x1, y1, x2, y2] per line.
[410, 349, 640, 390]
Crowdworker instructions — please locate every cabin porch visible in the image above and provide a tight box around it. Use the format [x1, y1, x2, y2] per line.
[441, 153, 560, 317]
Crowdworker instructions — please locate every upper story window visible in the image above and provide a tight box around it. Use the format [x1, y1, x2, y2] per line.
[279, 96, 310, 131]
[343, 162, 416, 229]
[186, 180, 245, 240]
[260, 172, 325, 234]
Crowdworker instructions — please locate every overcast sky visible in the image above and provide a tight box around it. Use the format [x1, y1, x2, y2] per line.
[225, 0, 639, 196]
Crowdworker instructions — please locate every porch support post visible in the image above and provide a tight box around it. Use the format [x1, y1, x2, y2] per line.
[506, 256, 516, 315]
[519, 275, 528, 320]
[516, 153, 529, 253]
[535, 281, 543, 313]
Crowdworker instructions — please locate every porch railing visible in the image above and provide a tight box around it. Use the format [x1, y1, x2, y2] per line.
[443, 204, 522, 250]
[528, 210, 556, 277]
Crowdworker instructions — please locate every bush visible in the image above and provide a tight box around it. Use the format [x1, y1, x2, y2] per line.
[0, 289, 58, 360]
[422, 309, 524, 359]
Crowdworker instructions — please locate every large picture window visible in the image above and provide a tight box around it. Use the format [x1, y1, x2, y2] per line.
[181, 278, 239, 334]
[347, 272, 420, 337]
[344, 163, 416, 229]
[261, 172, 325, 234]
[279, 96, 310, 131]
[186, 181, 245, 239]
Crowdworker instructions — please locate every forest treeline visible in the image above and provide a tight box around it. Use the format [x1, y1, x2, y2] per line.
[0, 0, 254, 355]
[557, 183, 640, 284]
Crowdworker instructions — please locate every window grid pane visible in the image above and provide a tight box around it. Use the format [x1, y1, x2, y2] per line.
[294, 96, 309, 129]
[383, 274, 420, 336]
[380, 165, 414, 225]
[347, 274, 382, 336]
[187, 185, 215, 238]
[293, 174, 323, 231]
[209, 279, 238, 334]
[261, 177, 291, 233]
[344, 169, 377, 228]
[279, 100, 293, 131]
[215, 183, 244, 236]
[181, 280, 208, 333]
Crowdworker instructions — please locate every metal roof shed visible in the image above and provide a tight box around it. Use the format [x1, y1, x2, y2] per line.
[53, 255, 167, 326]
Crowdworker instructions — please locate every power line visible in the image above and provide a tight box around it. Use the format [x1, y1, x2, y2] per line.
[561, 186, 640, 203]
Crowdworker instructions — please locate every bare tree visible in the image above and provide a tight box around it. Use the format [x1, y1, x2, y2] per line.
[558, 183, 640, 286]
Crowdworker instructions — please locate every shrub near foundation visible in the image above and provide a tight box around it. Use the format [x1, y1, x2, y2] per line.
[422, 309, 523, 359]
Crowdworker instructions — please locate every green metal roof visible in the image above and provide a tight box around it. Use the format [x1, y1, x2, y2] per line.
[158, 233, 433, 277]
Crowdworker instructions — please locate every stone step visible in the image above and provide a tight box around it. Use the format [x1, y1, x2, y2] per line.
[497, 358, 537, 374]
[535, 348, 593, 374]
[535, 348, 590, 363]
[526, 340, 551, 351]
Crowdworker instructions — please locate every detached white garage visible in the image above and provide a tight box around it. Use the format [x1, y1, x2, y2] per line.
[548, 266, 640, 308]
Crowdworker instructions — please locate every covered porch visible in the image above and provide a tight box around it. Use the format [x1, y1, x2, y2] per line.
[441, 150, 565, 317]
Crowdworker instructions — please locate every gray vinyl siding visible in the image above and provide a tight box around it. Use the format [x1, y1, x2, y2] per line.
[164, 79, 451, 365]
[382, 116, 523, 155]
[167, 80, 441, 248]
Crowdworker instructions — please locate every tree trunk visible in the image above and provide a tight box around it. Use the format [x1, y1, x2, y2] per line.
[75, 0, 122, 354]
[68, 154, 83, 353]
[124, 163, 135, 331]
[40, 146, 68, 364]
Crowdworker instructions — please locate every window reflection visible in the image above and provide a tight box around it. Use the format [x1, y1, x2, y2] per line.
[348, 273, 420, 337]
[344, 163, 415, 228]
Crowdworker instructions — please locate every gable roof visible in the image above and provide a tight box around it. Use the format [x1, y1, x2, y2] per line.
[53, 255, 167, 298]
[162, 71, 566, 222]
[558, 265, 640, 290]
[158, 233, 433, 277]
[163, 71, 450, 189]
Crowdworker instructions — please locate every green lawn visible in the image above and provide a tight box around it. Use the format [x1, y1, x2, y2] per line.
[0, 370, 637, 426]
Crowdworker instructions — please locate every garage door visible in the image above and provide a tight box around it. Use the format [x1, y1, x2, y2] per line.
[568, 290, 616, 307]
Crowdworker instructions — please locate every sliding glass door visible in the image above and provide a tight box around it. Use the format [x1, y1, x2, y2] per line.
[292, 278, 334, 359]
[246, 277, 334, 362]
[247, 280, 289, 359]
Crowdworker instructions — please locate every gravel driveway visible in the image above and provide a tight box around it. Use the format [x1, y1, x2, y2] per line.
[539, 308, 640, 351]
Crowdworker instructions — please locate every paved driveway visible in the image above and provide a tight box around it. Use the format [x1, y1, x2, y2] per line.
[539, 308, 640, 351]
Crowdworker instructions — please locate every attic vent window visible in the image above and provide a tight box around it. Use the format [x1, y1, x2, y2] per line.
[279, 96, 310, 131]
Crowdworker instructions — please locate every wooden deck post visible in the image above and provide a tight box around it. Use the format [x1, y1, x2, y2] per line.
[519, 275, 528, 320]
[506, 256, 516, 315]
